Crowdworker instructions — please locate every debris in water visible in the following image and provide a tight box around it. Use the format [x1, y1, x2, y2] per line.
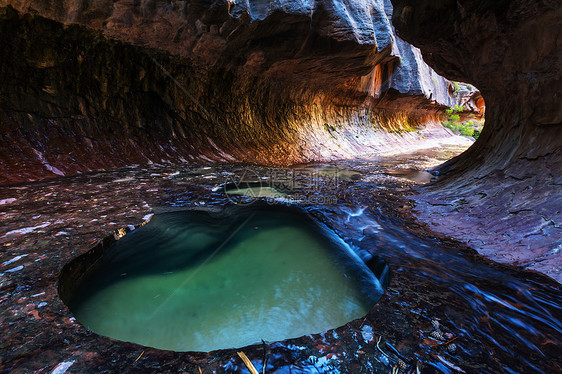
[134, 351, 144, 362]
[430, 330, 445, 341]
[237, 351, 259, 374]
[448, 343, 457, 354]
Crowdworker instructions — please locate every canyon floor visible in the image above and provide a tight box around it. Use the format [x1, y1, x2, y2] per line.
[1, 142, 560, 374]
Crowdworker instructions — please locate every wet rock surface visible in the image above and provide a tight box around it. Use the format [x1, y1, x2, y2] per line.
[390, 0, 561, 281]
[1, 147, 560, 373]
[0, 0, 560, 371]
[0, 2, 472, 184]
[412, 170, 562, 283]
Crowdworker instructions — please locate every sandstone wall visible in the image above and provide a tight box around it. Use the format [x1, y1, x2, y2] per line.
[391, 0, 562, 281]
[0, 1, 468, 183]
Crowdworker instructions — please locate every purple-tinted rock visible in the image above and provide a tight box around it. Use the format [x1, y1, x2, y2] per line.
[0, 1, 470, 184]
[391, 0, 562, 281]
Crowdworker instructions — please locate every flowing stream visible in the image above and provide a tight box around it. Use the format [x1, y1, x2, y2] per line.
[56, 145, 561, 372]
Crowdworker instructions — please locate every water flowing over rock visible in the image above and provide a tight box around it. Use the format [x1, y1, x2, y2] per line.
[391, 0, 562, 281]
[1, 1, 561, 373]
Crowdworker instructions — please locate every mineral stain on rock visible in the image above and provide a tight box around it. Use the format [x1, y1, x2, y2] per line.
[0, 1, 479, 183]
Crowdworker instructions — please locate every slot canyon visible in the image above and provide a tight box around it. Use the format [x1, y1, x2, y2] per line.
[0, 0, 560, 373]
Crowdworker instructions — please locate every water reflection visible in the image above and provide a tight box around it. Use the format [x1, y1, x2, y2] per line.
[67, 207, 383, 352]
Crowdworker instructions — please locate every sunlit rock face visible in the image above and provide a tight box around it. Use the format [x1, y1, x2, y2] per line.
[0, 1, 469, 184]
[391, 0, 562, 281]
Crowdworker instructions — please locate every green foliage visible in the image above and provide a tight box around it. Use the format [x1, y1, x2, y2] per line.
[446, 105, 465, 116]
[441, 105, 482, 139]
[452, 81, 461, 93]
[324, 123, 336, 133]
[441, 119, 482, 139]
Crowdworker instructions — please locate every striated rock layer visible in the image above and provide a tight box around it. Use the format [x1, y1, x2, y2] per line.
[391, 0, 562, 281]
[0, 1, 470, 184]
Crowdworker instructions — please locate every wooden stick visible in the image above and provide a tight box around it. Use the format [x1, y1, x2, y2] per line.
[437, 336, 459, 346]
[237, 351, 259, 374]
[134, 351, 144, 362]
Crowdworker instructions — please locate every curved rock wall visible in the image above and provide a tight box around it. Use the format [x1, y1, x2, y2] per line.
[391, 0, 562, 280]
[0, 1, 469, 184]
[391, 0, 561, 178]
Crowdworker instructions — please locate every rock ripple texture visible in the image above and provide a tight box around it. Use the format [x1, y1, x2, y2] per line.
[0, 0, 470, 183]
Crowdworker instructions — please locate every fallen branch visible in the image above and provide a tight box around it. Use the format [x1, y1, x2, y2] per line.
[237, 351, 259, 374]
[437, 336, 459, 346]
[134, 351, 144, 362]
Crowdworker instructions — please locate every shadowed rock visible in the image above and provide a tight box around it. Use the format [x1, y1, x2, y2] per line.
[391, 0, 562, 281]
[0, 1, 468, 183]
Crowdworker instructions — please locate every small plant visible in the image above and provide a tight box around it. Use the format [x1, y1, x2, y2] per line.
[452, 81, 461, 93]
[441, 105, 482, 139]
[324, 123, 337, 133]
[473, 129, 481, 139]
[324, 123, 338, 139]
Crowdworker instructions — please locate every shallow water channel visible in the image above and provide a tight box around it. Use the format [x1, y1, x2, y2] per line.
[58, 145, 561, 372]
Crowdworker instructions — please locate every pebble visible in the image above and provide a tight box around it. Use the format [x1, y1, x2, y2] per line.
[448, 343, 457, 354]
[430, 330, 445, 341]
[50, 360, 76, 374]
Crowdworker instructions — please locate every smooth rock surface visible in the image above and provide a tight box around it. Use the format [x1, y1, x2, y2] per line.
[0, 1, 470, 183]
[391, 0, 562, 281]
[1, 154, 560, 373]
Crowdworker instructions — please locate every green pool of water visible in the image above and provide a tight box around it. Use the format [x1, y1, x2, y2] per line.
[297, 165, 362, 180]
[67, 208, 382, 352]
[226, 185, 287, 197]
